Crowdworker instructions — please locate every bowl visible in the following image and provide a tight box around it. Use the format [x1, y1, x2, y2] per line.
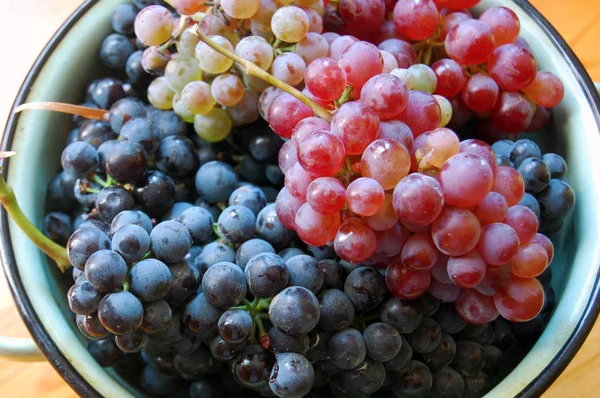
[1, 0, 600, 396]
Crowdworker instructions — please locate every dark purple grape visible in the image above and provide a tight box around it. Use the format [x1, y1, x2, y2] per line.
[91, 77, 125, 109]
[430, 367, 465, 398]
[318, 259, 346, 290]
[518, 157, 551, 193]
[509, 139, 541, 168]
[68, 279, 102, 315]
[163, 201, 193, 221]
[105, 140, 147, 184]
[46, 172, 77, 212]
[518, 192, 541, 218]
[463, 371, 489, 398]
[195, 241, 236, 272]
[126, 50, 152, 84]
[178, 206, 215, 243]
[184, 293, 224, 338]
[457, 323, 495, 346]
[537, 179, 575, 219]
[433, 303, 467, 334]
[279, 248, 305, 262]
[339, 359, 385, 395]
[451, 340, 486, 377]
[419, 293, 440, 316]
[189, 380, 224, 398]
[61, 141, 99, 177]
[140, 299, 172, 334]
[269, 353, 314, 398]
[195, 161, 239, 203]
[327, 328, 366, 370]
[286, 255, 324, 294]
[384, 335, 413, 371]
[217, 205, 256, 244]
[97, 140, 117, 173]
[236, 239, 275, 270]
[209, 335, 244, 362]
[244, 252, 289, 298]
[202, 262, 247, 309]
[110, 210, 153, 235]
[218, 310, 253, 344]
[406, 317, 442, 354]
[77, 313, 109, 340]
[492, 318, 515, 350]
[483, 345, 503, 375]
[306, 329, 332, 362]
[140, 365, 178, 395]
[229, 185, 267, 216]
[542, 153, 567, 180]
[100, 33, 135, 69]
[344, 267, 387, 311]
[269, 286, 320, 335]
[88, 338, 123, 367]
[156, 135, 199, 177]
[115, 331, 148, 353]
[255, 204, 296, 248]
[150, 220, 192, 264]
[420, 333, 456, 370]
[268, 327, 310, 355]
[380, 297, 423, 333]
[249, 133, 282, 162]
[130, 258, 172, 302]
[98, 291, 144, 335]
[96, 185, 135, 222]
[172, 329, 203, 356]
[79, 120, 117, 147]
[363, 322, 402, 362]
[167, 260, 202, 301]
[491, 139, 513, 158]
[391, 360, 432, 397]
[317, 289, 355, 332]
[174, 346, 214, 376]
[84, 249, 127, 292]
[231, 345, 275, 389]
[111, 3, 138, 34]
[148, 109, 187, 137]
[67, 226, 111, 270]
[111, 224, 150, 263]
[73, 178, 100, 208]
[43, 212, 72, 246]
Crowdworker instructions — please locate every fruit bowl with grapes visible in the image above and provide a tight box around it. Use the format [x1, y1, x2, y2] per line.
[1, 0, 599, 397]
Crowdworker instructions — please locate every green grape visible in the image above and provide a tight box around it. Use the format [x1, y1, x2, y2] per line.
[165, 57, 203, 92]
[409, 64, 437, 93]
[271, 53, 306, 86]
[251, 0, 279, 27]
[181, 81, 216, 115]
[228, 90, 260, 126]
[250, 21, 275, 41]
[271, 6, 310, 43]
[221, 0, 261, 19]
[147, 76, 175, 110]
[172, 91, 195, 122]
[211, 74, 245, 106]
[434, 94, 453, 128]
[391, 68, 414, 90]
[134, 5, 174, 46]
[177, 27, 200, 58]
[195, 35, 234, 74]
[198, 14, 225, 35]
[235, 36, 274, 70]
[194, 107, 232, 142]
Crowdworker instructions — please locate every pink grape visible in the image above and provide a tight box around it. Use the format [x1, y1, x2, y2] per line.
[475, 264, 510, 296]
[296, 32, 330, 65]
[302, 87, 336, 110]
[488, 44, 537, 91]
[403, 222, 432, 234]
[235, 36, 274, 70]
[378, 39, 417, 68]
[306, 177, 346, 215]
[438, 153, 494, 208]
[330, 101, 380, 155]
[510, 243, 548, 278]
[322, 32, 341, 45]
[430, 254, 452, 284]
[530, 233, 554, 265]
[523, 71, 565, 108]
[276, 187, 305, 230]
[380, 50, 399, 73]
[211, 74, 244, 107]
[376, 20, 399, 43]
[431, 58, 468, 98]
[304, 57, 347, 102]
[134, 5, 174, 46]
[461, 73, 500, 113]
[459, 139, 496, 172]
[477, 223, 520, 266]
[334, 218, 377, 263]
[198, 14, 225, 36]
[505, 205, 538, 243]
[401, 233, 439, 271]
[428, 279, 461, 302]
[393, 0, 439, 41]
[338, 41, 384, 90]
[491, 91, 534, 133]
[284, 163, 314, 201]
[398, 90, 441, 137]
[492, 165, 525, 206]
[346, 177, 385, 216]
[526, 106, 551, 132]
[363, 193, 399, 231]
[258, 87, 282, 121]
[361, 138, 411, 190]
[360, 74, 409, 120]
[493, 275, 545, 322]
[375, 223, 410, 257]
[295, 203, 341, 246]
[431, 208, 481, 257]
[271, 53, 307, 86]
[378, 120, 414, 151]
[445, 19, 496, 66]
[447, 250, 486, 288]
[339, 0, 386, 32]
[386, 259, 431, 300]
[228, 90, 259, 126]
[455, 289, 499, 325]
[297, 130, 346, 177]
[479, 6, 520, 46]
[304, 8, 324, 33]
[278, 140, 298, 174]
[440, 11, 470, 40]
[268, 93, 314, 138]
[292, 117, 331, 146]
[446, 0, 481, 8]
[173, 0, 206, 15]
[412, 127, 460, 172]
[392, 173, 444, 227]
[329, 35, 359, 60]
[472, 192, 508, 226]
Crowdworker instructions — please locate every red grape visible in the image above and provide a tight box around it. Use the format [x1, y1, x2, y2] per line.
[455, 289, 499, 324]
[487, 44, 537, 91]
[479, 6, 520, 46]
[440, 11, 470, 40]
[334, 217, 377, 262]
[306, 177, 346, 215]
[304, 57, 348, 102]
[302, 87, 336, 111]
[526, 106, 551, 132]
[295, 202, 341, 246]
[363, 193, 399, 231]
[461, 73, 500, 113]
[338, 41, 384, 90]
[259, 87, 282, 121]
[378, 39, 417, 68]
[268, 92, 314, 138]
[401, 233, 440, 271]
[346, 177, 385, 216]
[446, 0, 480, 8]
[431, 58, 468, 98]
[339, 0, 386, 31]
[329, 35, 359, 60]
[360, 74, 409, 120]
[477, 223, 520, 266]
[375, 222, 411, 257]
[173, 0, 206, 15]
[438, 153, 494, 208]
[491, 91, 534, 133]
[331, 101, 380, 155]
[510, 243, 548, 278]
[393, 0, 439, 41]
[386, 259, 431, 300]
[284, 162, 315, 201]
[297, 130, 346, 177]
[447, 96, 474, 129]
[505, 205, 538, 243]
[447, 250, 486, 288]
[428, 278, 461, 302]
[276, 187, 305, 230]
[398, 90, 442, 137]
[430, 254, 452, 284]
[530, 233, 554, 265]
[471, 192, 508, 226]
[493, 275, 545, 322]
[292, 116, 331, 146]
[475, 264, 510, 296]
[378, 120, 414, 151]
[278, 140, 298, 174]
[431, 208, 481, 257]
[492, 165, 525, 206]
[361, 138, 411, 190]
[459, 139, 496, 172]
[522, 71, 565, 108]
[413, 127, 460, 172]
[393, 173, 444, 227]
[445, 20, 496, 66]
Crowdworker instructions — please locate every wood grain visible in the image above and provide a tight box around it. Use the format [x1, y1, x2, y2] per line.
[0, 0, 598, 396]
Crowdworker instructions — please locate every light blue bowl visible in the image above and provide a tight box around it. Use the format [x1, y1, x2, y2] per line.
[1, 0, 600, 397]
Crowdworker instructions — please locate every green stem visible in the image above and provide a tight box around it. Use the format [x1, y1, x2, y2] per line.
[334, 85, 354, 108]
[423, 44, 433, 66]
[93, 174, 110, 188]
[0, 175, 70, 272]
[85, 187, 101, 195]
[250, 318, 257, 344]
[216, 202, 227, 211]
[193, 28, 333, 122]
[254, 315, 267, 336]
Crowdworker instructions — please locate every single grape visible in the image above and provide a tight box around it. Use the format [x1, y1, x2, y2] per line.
[130, 258, 172, 302]
[488, 43, 537, 91]
[462, 73, 500, 113]
[375, 222, 410, 257]
[445, 20, 496, 66]
[218, 310, 253, 344]
[379, 38, 417, 68]
[269, 286, 320, 335]
[339, 359, 386, 395]
[537, 179, 576, 219]
[380, 49, 399, 73]
[140, 299, 172, 334]
[398, 90, 442, 137]
[391, 360, 432, 397]
[98, 291, 143, 335]
[345, 177, 385, 216]
[235, 36, 274, 70]
[134, 5, 174, 46]
[393, 173, 444, 227]
[472, 192, 508, 226]
[510, 243, 548, 278]
[184, 293, 224, 338]
[413, 127, 460, 172]
[306, 177, 346, 215]
[334, 218, 377, 263]
[360, 74, 408, 120]
[338, 41, 384, 90]
[295, 202, 340, 247]
[271, 53, 307, 86]
[430, 367, 465, 398]
[492, 165, 525, 206]
[327, 328, 366, 369]
[432, 58, 468, 98]
[393, 0, 439, 40]
[221, 0, 260, 19]
[296, 32, 329, 65]
[542, 153, 568, 180]
[330, 101, 380, 155]
[432, 208, 481, 257]
[318, 288, 355, 332]
[195, 161, 238, 203]
[269, 353, 315, 398]
[271, 6, 310, 43]
[269, 92, 314, 139]
[297, 130, 346, 177]
[363, 322, 402, 362]
[195, 35, 235, 74]
[304, 57, 347, 101]
[386, 259, 431, 300]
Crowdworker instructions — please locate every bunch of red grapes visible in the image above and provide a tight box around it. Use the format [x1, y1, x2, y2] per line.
[268, 0, 564, 325]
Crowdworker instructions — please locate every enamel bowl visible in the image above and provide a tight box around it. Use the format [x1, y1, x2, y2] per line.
[1, 0, 600, 396]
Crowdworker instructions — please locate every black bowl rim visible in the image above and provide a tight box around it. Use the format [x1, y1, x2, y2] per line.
[1, 0, 600, 397]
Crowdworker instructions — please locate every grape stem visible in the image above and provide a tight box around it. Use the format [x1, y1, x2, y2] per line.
[14, 102, 108, 121]
[0, 173, 70, 272]
[193, 27, 333, 122]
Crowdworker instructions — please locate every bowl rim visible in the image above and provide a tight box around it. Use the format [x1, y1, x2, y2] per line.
[1, 0, 600, 397]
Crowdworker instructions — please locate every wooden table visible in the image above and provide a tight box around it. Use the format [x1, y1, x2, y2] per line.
[0, 0, 598, 396]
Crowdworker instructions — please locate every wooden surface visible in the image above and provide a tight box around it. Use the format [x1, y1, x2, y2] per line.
[0, 0, 599, 396]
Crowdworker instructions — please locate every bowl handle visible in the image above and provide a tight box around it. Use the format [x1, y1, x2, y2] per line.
[0, 335, 44, 362]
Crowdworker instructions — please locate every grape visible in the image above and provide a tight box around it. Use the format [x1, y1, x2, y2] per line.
[421, 332, 456, 370]
[297, 130, 345, 177]
[295, 202, 340, 246]
[400, 233, 439, 272]
[216, 205, 256, 245]
[89, 338, 123, 368]
[134, 5, 174, 46]
[432, 208, 481, 257]
[304, 177, 345, 216]
[228, 90, 260, 126]
[379, 38, 417, 68]
[494, 275, 544, 322]
[305, 7, 324, 33]
[260, 87, 283, 121]
[428, 279, 461, 303]
[413, 127, 460, 172]
[209, 74, 244, 107]
[393, 173, 444, 227]
[98, 291, 143, 335]
[363, 193, 399, 232]
[111, 224, 151, 264]
[269, 286, 320, 335]
[111, 3, 138, 34]
[506, 205, 538, 243]
[409, 64, 437, 93]
[184, 293, 224, 338]
[477, 223, 520, 266]
[268, 327, 310, 355]
[77, 313, 109, 340]
[461, 73, 500, 113]
[147, 76, 175, 110]
[491, 169, 525, 211]
[360, 74, 408, 120]
[446, 19, 495, 66]
[285, 255, 324, 294]
[329, 35, 359, 60]
[491, 91, 534, 133]
[165, 56, 203, 92]
[344, 267, 387, 310]
[296, 32, 329, 65]
[221, 0, 260, 19]
[432, 58, 468, 98]
[271, 53, 307, 86]
[430, 367, 465, 398]
[531, 233, 554, 265]
[441, 11, 470, 41]
[327, 329, 366, 369]
[472, 192, 508, 226]
[275, 187, 304, 230]
[384, 336, 413, 372]
[406, 317, 442, 354]
[375, 222, 410, 257]
[235, 36, 274, 71]
[523, 71, 565, 108]
[439, 153, 494, 208]
[285, 162, 314, 201]
[393, 0, 439, 40]
[330, 101, 380, 155]
[339, 0, 385, 31]
[133, 171, 176, 218]
[450, 340, 486, 378]
[479, 6, 520, 46]
[251, 0, 279, 26]
[218, 310, 253, 344]
[193, 106, 232, 142]
[540, 153, 567, 180]
[100, 33, 136, 70]
[488, 44, 537, 91]
[380, 50, 399, 74]
[61, 142, 98, 178]
[346, 177, 385, 216]
[271, 6, 310, 43]
[398, 90, 441, 137]
[386, 259, 431, 300]
[129, 258, 172, 302]
[511, 242, 548, 278]
[338, 41, 383, 91]
[519, 192, 541, 219]
[363, 322, 402, 362]
[447, 250, 486, 288]
[379, 297, 422, 334]
[269, 353, 314, 398]
[269, 93, 314, 139]
[360, 138, 410, 189]
[339, 359, 386, 395]
[195, 35, 234, 74]
[255, 203, 296, 248]
[378, 120, 413, 152]
[139, 300, 172, 334]
[68, 279, 102, 315]
[318, 288, 355, 331]
[392, 360, 433, 397]
[334, 218, 377, 263]
[304, 57, 347, 102]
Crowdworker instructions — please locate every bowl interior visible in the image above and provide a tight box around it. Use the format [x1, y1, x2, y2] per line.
[2, 0, 600, 397]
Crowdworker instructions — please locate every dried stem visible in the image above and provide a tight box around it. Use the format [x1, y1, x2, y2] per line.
[15, 102, 108, 121]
